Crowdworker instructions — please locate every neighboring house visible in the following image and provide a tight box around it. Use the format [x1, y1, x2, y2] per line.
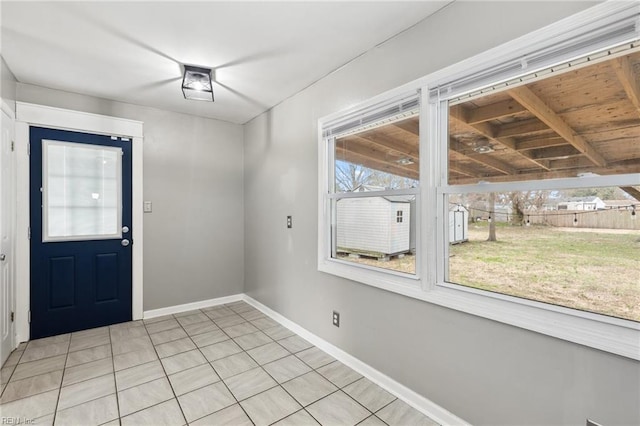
[555, 196, 606, 211]
[602, 199, 640, 210]
[494, 204, 513, 222]
[352, 184, 386, 192]
[337, 197, 411, 257]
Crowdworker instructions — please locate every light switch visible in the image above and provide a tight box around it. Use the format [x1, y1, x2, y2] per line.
[143, 201, 153, 213]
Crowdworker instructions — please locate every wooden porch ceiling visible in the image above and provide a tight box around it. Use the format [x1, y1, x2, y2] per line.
[336, 51, 640, 198]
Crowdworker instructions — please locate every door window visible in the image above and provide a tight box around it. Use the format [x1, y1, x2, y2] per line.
[42, 140, 122, 242]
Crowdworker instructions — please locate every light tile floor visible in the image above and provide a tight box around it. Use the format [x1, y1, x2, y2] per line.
[0, 301, 439, 426]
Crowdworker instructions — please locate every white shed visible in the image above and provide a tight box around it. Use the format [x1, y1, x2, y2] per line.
[336, 197, 411, 257]
[449, 205, 469, 244]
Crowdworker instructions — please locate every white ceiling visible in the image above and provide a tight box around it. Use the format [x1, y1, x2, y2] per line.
[1, 1, 449, 124]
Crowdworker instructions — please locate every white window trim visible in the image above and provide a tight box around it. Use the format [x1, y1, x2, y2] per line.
[318, 1, 640, 361]
[318, 87, 424, 291]
[15, 102, 144, 344]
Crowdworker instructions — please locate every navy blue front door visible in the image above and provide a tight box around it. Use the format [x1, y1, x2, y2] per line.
[30, 127, 132, 339]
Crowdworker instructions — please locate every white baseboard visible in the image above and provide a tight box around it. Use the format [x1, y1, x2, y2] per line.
[242, 295, 470, 426]
[143, 294, 243, 319]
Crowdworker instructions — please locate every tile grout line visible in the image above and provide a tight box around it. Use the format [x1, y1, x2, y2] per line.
[0, 346, 26, 399]
[142, 308, 261, 423]
[189, 303, 306, 423]
[262, 333, 382, 425]
[202, 305, 256, 426]
[107, 325, 122, 426]
[224, 305, 331, 426]
[220, 305, 365, 425]
[51, 334, 72, 424]
[174, 306, 258, 426]
[140, 314, 189, 425]
[222, 303, 283, 425]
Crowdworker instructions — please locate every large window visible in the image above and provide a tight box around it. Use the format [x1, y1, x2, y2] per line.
[319, 1, 640, 359]
[439, 48, 640, 322]
[320, 92, 421, 280]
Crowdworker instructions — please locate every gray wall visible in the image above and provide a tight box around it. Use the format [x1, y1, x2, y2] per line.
[243, 2, 640, 425]
[17, 83, 244, 311]
[1, 56, 16, 113]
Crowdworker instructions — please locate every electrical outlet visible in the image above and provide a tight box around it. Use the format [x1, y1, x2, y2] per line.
[332, 311, 340, 327]
[143, 201, 153, 213]
[287, 215, 292, 228]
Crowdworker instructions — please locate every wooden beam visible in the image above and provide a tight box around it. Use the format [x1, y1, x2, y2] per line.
[450, 162, 640, 185]
[450, 109, 548, 170]
[496, 118, 549, 138]
[346, 132, 418, 159]
[527, 146, 581, 161]
[449, 165, 483, 178]
[335, 147, 419, 180]
[392, 119, 419, 136]
[508, 86, 607, 167]
[516, 137, 567, 151]
[546, 157, 595, 170]
[466, 99, 527, 124]
[449, 115, 495, 141]
[620, 186, 640, 202]
[612, 56, 640, 118]
[336, 139, 418, 168]
[449, 139, 516, 175]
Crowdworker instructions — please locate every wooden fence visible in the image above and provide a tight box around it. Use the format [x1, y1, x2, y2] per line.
[526, 209, 639, 230]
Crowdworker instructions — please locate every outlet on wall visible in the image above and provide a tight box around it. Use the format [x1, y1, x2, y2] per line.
[287, 215, 292, 228]
[332, 311, 340, 327]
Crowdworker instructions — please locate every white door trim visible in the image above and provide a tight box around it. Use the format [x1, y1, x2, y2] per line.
[1, 101, 16, 361]
[15, 102, 144, 343]
[1, 100, 15, 120]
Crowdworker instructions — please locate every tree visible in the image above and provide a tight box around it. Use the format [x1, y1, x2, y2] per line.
[508, 190, 550, 225]
[567, 187, 623, 200]
[335, 161, 373, 192]
[335, 160, 417, 192]
[487, 192, 497, 241]
[368, 172, 417, 190]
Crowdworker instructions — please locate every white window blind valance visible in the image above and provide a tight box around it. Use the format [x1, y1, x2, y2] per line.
[429, 2, 640, 103]
[322, 91, 420, 139]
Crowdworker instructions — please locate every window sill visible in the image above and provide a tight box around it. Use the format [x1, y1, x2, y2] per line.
[319, 258, 640, 361]
[318, 258, 422, 297]
[428, 283, 640, 361]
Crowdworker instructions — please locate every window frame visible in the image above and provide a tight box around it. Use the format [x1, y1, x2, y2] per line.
[318, 89, 426, 291]
[318, 1, 640, 360]
[42, 139, 123, 243]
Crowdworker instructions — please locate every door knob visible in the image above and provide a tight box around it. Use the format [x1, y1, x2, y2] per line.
[122, 226, 129, 233]
[121, 239, 130, 247]
[0, 254, 5, 261]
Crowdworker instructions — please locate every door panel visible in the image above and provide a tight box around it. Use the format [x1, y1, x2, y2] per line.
[49, 256, 75, 308]
[30, 127, 132, 339]
[95, 253, 119, 302]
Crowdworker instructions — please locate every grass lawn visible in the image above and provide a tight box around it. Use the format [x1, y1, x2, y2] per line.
[340, 223, 639, 322]
[449, 223, 640, 322]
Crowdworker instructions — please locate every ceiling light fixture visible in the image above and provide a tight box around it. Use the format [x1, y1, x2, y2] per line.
[472, 140, 494, 154]
[182, 65, 214, 102]
[396, 158, 414, 166]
